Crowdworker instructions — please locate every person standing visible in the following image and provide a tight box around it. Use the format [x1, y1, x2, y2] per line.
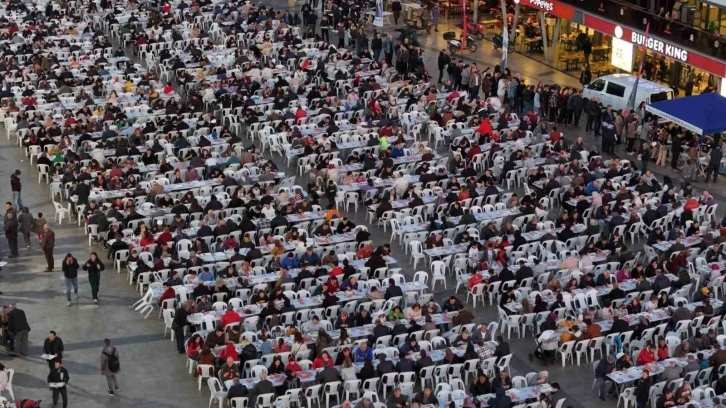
[4, 212, 19, 258]
[18, 207, 32, 248]
[61, 254, 80, 306]
[391, 0, 402, 25]
[42, 223, 55, 272]
[706, 143, 723, 183]
[83, 252, 105, 303]
[47, 359, 70, 408]
[436, 50, 449, 84]
[101, 338, 120, 396]
[43, 331, 64, 370]
[10, 170, 21, 211]
[431, 3, 439, 32]
[382, 33, 393, 65]
[172, 302, 191, 353]
[7, 303, 30, 356]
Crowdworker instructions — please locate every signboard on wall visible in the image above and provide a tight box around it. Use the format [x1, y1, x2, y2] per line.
[611, 38, 635, 71]
[583, 13, 726, 77]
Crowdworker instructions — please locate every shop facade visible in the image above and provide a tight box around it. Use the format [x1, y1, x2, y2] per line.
[583, 13, 726, 96]
[502, 0, 726, 95]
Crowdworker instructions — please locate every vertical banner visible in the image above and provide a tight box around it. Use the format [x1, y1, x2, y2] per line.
[501, 27, 509, 69]
[626, 22, 650, 112]
[374, 0, 384, 27]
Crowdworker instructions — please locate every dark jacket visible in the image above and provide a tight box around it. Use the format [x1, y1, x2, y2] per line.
[47, 366, 70, 386]
[44, 337, 64, 361]
[487, 388, 512, 408]
[7, 307, 30, 333]
[83, 258, 105, 276]
[62, 257, 80, 279]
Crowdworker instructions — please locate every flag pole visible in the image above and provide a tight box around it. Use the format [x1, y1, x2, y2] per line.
[626, 22, 650, 113]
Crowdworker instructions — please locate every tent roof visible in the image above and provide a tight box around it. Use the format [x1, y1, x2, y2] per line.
[644, 93, 726, 135]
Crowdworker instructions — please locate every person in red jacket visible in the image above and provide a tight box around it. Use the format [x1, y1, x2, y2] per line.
[285, 355, 302, 372]
[475, 119, 492, 136]
[467, 271, 483, 289]
[220, 343, 239, 362]
[157, 282, 176, 307]
[294, 107, 307, 121]
[220, 305, 241, 328]
[637, 343, 657, 366]
[312, 351, 334, 368]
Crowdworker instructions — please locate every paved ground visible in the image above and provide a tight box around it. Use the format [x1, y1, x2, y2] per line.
[0, 2, 723, 407]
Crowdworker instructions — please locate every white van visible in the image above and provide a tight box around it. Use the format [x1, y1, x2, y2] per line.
[582, 74, 674, 112]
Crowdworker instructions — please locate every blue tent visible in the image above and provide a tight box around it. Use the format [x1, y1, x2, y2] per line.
[645, 93, 726, 135]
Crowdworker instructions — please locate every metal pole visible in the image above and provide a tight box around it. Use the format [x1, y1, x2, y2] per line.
[500, 0, 507, 34]
[510, 3, 520, 48]
[539, 11, 549, 60]
[461, 0, 467, 51]
[551, 17, 562, 63]
[473, 0, 478, 25]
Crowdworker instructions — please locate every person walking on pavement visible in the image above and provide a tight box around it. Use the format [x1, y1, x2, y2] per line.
[10, 170, 21, 211]
[83, 252, 105, 303]
[18, 207, 32, 248]
[61, 254, 80, 306]
[3, 202, 16, 225]
[43, 331, 64, 370]
[47, 359, 70, 408]
[4, 212, 19, 258]
[42, 223, 55, 272]
[706, 143, 723, 183]
[7, 303, 30, 356]
[101, 338, 120, 396]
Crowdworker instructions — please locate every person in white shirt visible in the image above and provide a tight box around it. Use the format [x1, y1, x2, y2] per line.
[261, 203, 276, 219]
[392, 172, 409, 196]
[643, 296, 658, 312]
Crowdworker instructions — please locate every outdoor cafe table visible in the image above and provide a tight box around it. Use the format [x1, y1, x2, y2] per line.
[162, 179, 221, 192]
[314, 231, 358, 246]
[224, 373, 288, 389]
[290, 289, 368, 309]
[286, 211, 327, 223]
[653, 235, 704, 252]
[440, 384, 554, 408]
[607, 354, 716, 388]
[368, 195, 438, 211]
[447, 208, 521, 225]
[675, 394, 726, 408]
[187, 304, 264, 325]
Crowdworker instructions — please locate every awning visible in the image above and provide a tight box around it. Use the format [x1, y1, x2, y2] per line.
[645, 93, 726, 135]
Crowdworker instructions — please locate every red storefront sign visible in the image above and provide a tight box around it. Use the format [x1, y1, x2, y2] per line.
[584, 14, 726, 77]
[522, 0, 576, 20]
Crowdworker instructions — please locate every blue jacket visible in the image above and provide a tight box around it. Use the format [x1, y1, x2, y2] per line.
[281, 257, 299, 269]
[585, 181, 598, 196]
[354, 346, 373, 362]
[391, 147, 405, 158]
[340, 279, 358, 291]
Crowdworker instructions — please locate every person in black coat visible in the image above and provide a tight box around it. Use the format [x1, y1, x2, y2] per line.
[4, 212, 18, 257]
[47, 360, 70, 408]
[43, 330, 64, 369]
[384, 279, 403, 299]
[7, 305, 31, 355]
[61, 254, 80, 305]
[376, 354, 395, 376]
[494, 336, 510, 358]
